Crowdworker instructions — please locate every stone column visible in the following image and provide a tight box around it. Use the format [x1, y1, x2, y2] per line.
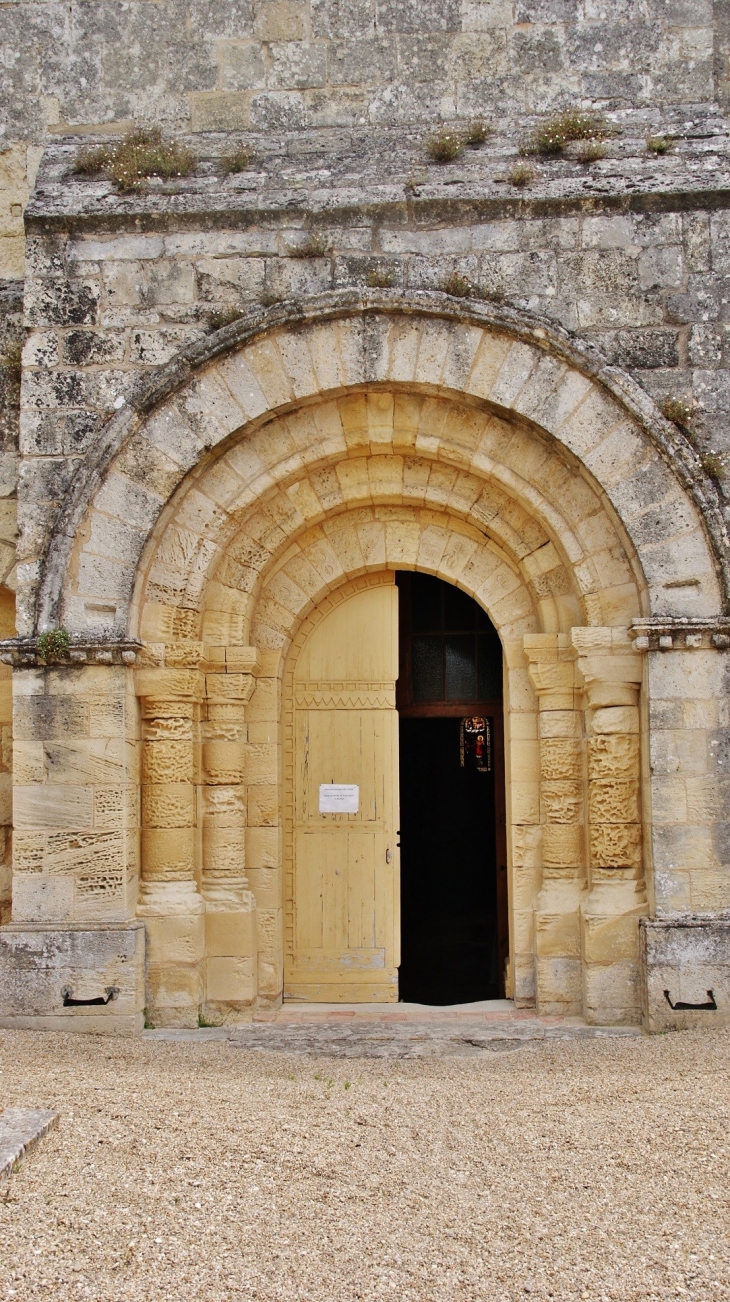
[136, 667, 205, 1028]
[571, 628, 645, 1026]
[201, 668, 259, 1021]
[524, 634, 585, 1017]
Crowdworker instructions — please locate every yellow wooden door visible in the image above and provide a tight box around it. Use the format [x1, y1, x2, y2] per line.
[285, 579, 400, 1002]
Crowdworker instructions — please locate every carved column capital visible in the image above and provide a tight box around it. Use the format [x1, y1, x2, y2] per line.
[524, 634, 577, 710]
[205, 672, 258, 706]
[570, 627, 642, 710]
[134, 667, 205, 703]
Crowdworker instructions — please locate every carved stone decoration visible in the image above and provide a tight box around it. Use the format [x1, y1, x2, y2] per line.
[135, 666, 205, 1029]
[0, 638, 141, 668]
[571, 627, 647, 1026]
[201, 664, 261, 1020]
[630, 619, 730, 652]
[524, 633, 584, 1018]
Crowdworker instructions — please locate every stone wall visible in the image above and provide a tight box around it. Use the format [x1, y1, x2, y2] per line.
[2, 0, 730, 1032]
[18, 191, 730, 608]
[0, 0, 724, 281]
[0, 285, 21, 922]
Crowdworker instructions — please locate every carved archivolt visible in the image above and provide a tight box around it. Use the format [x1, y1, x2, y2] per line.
[43, 310, 722, 647]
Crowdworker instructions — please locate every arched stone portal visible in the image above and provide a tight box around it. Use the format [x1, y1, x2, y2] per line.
[2, 301, 726, 1034]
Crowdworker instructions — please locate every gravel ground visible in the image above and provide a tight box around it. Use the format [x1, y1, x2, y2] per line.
[0, 1026, 729, 1301]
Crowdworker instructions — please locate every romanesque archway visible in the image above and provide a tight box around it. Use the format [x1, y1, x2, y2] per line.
[7, 299, 725, 1031]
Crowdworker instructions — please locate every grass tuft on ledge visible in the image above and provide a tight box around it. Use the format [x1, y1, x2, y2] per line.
[74, 127, 197, 192]
[701, 451, 724, 483]
[289, 234, 330, 258]
[646, 134, 675, 155]
[427, 130, 464, 163]
[661, 397, 696, 437]
[366, 267, 396, 289]
[206, 307, 246, 333]
[442, 273, 475, 299]
[507, 162, 534, 187]
[521, 110, 609, 158]
[221, 143, 256, 174]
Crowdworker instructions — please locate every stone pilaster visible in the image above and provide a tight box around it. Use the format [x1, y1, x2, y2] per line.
[201, 669, 259, 1021]
[0, 639, 144, 1032]
[572, 628, 645, 1026]
[135, 666, 205, 1028]
[524, 633, 584, 1018]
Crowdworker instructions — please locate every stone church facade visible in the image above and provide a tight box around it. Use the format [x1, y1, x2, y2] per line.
[0, 0, 729, 1032]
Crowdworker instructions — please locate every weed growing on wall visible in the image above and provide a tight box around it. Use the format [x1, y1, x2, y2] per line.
[289, 234, 330, 258]
[427, 121, 491, 162]
[507, 163, 534, 187]
[427, 131, 464, 163]
[464, 120, 490, 148]
[366, 267, 396, 288]
[206, 307, 246, 333]
[74, 127, 197, 191]
[521, 111, 609, 157]
[36, 629, 71, 662]
[576, 140, 607, 164]
[221, 144, 256, 174]
[442, 273, 475, 299]
[661, 397, 696, 437]
[647, 135, 675, 155]
[701, 452, 724, 482]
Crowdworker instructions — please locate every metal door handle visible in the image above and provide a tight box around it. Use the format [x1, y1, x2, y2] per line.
[385, 847, 392, 864]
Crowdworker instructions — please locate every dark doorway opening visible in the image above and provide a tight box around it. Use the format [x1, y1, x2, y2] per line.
[396, 572, 507, 1005]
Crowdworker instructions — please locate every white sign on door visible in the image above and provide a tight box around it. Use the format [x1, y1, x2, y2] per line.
[319, 784, 359, 814]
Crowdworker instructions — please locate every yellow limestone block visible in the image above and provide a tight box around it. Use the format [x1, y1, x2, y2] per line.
[144, 913, 205, 966]
[206, 957, 256, 1003]
[205, 909, 256, 959]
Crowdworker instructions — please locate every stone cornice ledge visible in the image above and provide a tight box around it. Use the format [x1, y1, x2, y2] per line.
[629, 618, 730, 651]
[0, 637, 142, 668]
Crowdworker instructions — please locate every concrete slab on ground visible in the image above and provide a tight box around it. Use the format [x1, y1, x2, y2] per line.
[0, 1107, 58, 1181]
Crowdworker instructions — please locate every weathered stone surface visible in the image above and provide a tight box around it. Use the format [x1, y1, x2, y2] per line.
[0, 0, 728, 1040]
[0, 921, 145, 1033]
[641, 916, 730, 1032]
[0, 1107, 58, 1182]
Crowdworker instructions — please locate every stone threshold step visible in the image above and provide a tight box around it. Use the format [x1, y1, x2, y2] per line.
[143, 1020, 643, 1045]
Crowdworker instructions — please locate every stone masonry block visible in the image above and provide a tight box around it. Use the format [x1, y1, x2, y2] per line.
[144, 913, 205, 967]
[145, 964, 202, 1024]
[206, 956, 256, 1003]
[205, 909, 256, 959]
[641, 916, 730, 1032]
[0, 922, 145, 1034]
[584, 961, 641, 1026]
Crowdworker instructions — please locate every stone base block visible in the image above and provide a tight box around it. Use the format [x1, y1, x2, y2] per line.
[205, 909, 256, 959]
[583, 960, 641, 1026]
[202, 956, 257, 1023]
[535, 956, 582, 1017]
[641, 915, 730, 1033]
[145, 962, 203, 1028]
[0, 921, 145, 1035]
[138, 881, 204, 1027]
[581, 882, 645, 1025]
